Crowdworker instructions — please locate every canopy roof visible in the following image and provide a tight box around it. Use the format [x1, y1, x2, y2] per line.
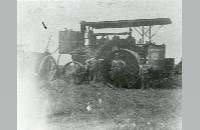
[80, 18, 172, 29]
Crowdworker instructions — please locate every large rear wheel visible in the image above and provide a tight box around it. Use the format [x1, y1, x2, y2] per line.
[102, 49, 140, 88]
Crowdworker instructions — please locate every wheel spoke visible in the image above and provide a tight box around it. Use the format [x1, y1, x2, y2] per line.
[63, 62, 86, 84]
[38, 55, 57, 81]
[47, 60, 56, 80]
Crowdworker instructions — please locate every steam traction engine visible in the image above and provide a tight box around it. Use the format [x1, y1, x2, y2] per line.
[57, 18, 175, 88]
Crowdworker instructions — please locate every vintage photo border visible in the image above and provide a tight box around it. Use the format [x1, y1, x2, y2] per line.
[0, 0, 199, 129]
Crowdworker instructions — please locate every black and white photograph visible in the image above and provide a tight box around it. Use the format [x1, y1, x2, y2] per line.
[17, 0, 182, 129]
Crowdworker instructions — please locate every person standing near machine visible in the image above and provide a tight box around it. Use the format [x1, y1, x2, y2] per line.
[85, 54, 99, 83]
[111, 53, 126, 88]
[139, 58, 150, 89]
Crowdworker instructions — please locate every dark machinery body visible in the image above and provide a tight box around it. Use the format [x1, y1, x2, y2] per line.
[57, 18, 175, 88]
[25, 18, 174, 88]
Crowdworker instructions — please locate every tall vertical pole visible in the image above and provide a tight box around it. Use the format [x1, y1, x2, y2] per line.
[149, 26, 152, 42]
[142, 26, 145, 44]
[129, 27, 132, 37]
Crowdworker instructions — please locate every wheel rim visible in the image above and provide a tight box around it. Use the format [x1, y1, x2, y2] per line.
[103, 49, 140, 88]
[45, 58, 57, 81]
[63, 62, 86, 84]
[38, 55, 57, 81]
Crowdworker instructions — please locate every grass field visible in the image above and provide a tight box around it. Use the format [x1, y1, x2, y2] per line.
[17, 50, 182, 130]
[26, 76, 181, 130]
[17, 71, 182, 130]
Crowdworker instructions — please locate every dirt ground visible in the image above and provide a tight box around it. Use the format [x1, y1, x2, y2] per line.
[17, 73, 182, 130]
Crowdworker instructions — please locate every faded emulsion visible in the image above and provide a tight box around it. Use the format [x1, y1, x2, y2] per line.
[17, 0, 182, 130]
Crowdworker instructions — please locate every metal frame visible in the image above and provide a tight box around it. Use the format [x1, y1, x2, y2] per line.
[83, 24, 165, 45]
[80, 18, 171, 44]
[133, 25, 163, 44]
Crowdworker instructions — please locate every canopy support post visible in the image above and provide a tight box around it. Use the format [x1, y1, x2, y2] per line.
[129, 27, 132, 37]
[151, 25, 163, 39]
[149, 26, 152, 42]
[142, 26, 145, 44]
[133, 27, 142, 36]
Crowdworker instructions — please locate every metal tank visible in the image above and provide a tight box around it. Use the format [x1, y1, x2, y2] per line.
[146, 44, 165, 70]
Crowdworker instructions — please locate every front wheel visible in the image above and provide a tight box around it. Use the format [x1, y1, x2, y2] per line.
[38, 55, 58, 81]
[62, 61, 86, 85]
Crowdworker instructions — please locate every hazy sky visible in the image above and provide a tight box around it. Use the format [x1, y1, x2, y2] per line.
[17, 0, 182, 63]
